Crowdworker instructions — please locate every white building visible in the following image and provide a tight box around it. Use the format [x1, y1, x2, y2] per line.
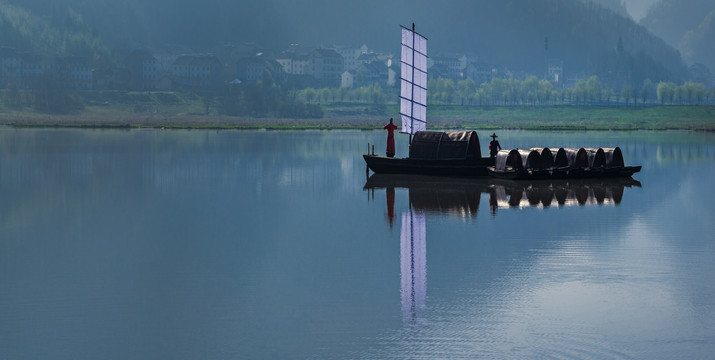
[276, 53, 310, 75]
[335, 44, 368, 71]
[341, 71, 354, 88]
[548, 59, 564, 86]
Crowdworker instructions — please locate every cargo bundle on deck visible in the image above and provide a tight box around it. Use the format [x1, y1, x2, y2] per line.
[486, 146, 641, 180]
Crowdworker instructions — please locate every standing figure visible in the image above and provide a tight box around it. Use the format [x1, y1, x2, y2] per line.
[384, 118, 399, 158]
[489, 133, 501, 158]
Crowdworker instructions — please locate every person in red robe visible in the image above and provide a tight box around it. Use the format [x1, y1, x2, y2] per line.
[384, 118, 398, 157]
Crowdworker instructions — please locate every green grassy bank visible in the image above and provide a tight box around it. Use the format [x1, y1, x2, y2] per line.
[422, 105, 715, 130]
[1, 99, 713, 131]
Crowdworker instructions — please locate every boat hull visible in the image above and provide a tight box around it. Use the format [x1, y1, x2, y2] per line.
[363, 155, 494, 177]
[487, 166, 642, 180]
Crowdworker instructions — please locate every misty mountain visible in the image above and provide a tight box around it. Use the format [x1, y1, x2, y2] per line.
[583, 0, 631, 18]
[2, 0, 691, 85]
[639, 0, 714, 46]
[679, 11, 715, 71]
[640, 0, 715, 72]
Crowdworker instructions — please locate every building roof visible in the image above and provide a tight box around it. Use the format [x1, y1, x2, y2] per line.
[356, 53, 378, 62]
[312, 48, 342, 58]
[174, 54, 222, 67]
[355, 61, 387, 75]
[0, 47, 19, 58]
[126, 49, 156, 62]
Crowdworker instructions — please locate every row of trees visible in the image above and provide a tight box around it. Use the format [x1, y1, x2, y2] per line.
[292, 76, 714, 107]
[656, 81, 711, 105]
[217, 72, 322, 118]
[2, 74, 712, 116]
[295, 83, 386, 105]
[2, 75, 84, 114]
[0, 70, 323, 117]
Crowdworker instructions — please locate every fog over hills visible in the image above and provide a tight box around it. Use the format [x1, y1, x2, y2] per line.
[2, 0, 709, 84]
[640, 0, 714, 46]
[640, 0, 715, 72]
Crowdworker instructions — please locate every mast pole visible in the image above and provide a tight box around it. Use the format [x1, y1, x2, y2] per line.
[409, 22, 416, 147]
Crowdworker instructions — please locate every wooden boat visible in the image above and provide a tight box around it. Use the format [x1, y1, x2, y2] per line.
[363, 155, 494, 177]
[364, 24, 640, 181]
[364, 130, 494, 176]
[363, 24, 494, 177]
[363, 25, 496, 177]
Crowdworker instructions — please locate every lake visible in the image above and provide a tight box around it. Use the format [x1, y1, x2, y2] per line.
[1, 128, 714, 359]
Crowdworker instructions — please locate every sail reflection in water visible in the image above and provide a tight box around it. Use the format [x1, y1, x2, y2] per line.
[400, 209, 426, 324]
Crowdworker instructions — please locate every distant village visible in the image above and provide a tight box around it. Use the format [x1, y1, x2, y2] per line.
[3, 41, 715, 111]
[0, 42, 567, 93]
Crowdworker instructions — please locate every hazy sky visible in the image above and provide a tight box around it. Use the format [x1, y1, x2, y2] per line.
[623, 0, 659, 20]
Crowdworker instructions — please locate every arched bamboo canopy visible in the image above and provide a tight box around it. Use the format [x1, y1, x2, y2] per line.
[552, 148, 569, 167]
[496, 149, 544, 171]
[494, 149, 520, 171]
[409, 131, 482, 160]
[518, 149, 544, 170]
[586, 147, 607, 168]
[564, 147, 589, 168]
[531, 147, 554, 168]
[602, 147, 625, 167]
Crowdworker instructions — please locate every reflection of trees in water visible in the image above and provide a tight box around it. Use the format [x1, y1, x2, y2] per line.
[618, 142, 715, 166]
[655, 143, 715, 164]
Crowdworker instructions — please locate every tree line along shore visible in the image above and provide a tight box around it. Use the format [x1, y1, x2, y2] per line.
[1, 103, 713, 131]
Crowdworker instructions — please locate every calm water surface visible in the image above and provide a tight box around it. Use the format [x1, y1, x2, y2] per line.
[0, 128, 714, 359]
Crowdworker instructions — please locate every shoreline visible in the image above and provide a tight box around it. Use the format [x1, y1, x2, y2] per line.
[1, 105, 714, 131]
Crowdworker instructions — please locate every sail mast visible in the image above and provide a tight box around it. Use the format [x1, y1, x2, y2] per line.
[410, 23, 415, 146]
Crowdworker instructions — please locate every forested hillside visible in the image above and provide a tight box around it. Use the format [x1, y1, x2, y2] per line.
[0, 2, 112, 65]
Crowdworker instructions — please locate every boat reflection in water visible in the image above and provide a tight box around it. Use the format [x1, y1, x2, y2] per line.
[364, 174, 641, 324]
[488, 176, 641, 213]
[365, 174, 641, 217]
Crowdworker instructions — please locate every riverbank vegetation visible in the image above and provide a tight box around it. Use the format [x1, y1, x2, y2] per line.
[295, 76, 713, 107]
[1, 74, 713, 131]
[2, 100, 713, 131]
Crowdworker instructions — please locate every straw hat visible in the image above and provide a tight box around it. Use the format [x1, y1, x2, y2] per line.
[490, 133, 498, 139]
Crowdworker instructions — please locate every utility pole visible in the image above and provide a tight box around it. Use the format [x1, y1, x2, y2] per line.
[544, 36, 549, 82]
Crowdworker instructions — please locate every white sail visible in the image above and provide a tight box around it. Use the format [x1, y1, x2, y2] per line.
[400, 26, 428, 135]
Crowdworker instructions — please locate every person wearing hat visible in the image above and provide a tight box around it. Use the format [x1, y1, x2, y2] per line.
[489, 133, 501, 158]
